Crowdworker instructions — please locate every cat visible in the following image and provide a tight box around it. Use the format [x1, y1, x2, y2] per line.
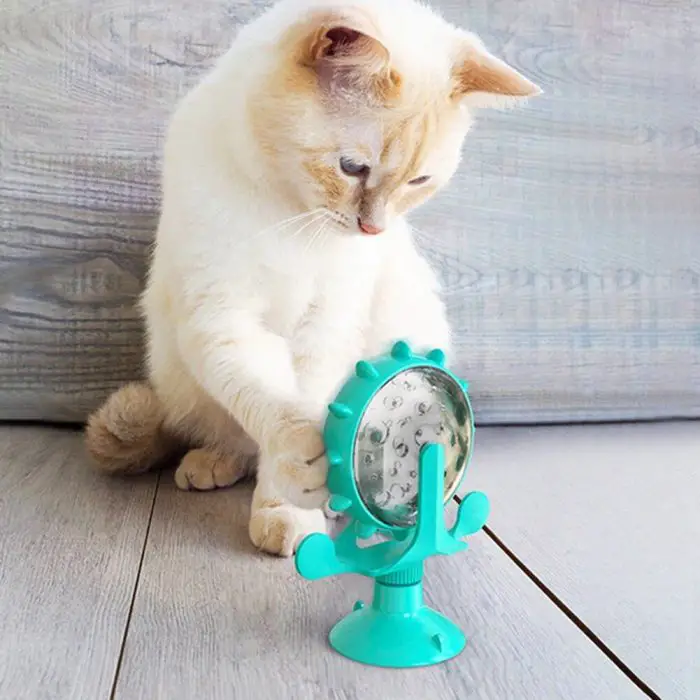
[85, 0, 539, 556]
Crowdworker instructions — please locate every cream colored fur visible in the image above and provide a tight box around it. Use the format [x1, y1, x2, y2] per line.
[88, 0, 538, 556]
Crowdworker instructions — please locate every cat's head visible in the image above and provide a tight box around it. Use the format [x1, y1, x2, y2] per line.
[249, 0, 540, 235]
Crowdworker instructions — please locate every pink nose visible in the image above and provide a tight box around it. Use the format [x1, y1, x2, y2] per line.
[358, 219, 384, 235]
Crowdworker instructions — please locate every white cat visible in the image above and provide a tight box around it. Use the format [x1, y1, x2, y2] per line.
[85, 0, 539, 556]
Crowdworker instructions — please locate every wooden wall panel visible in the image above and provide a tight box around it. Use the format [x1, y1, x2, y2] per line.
[1, 0, 698, 422]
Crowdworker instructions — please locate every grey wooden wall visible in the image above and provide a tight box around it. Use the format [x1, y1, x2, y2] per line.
[1, 0, 699, 423]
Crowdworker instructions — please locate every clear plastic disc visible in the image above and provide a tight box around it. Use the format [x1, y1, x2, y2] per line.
[353, 366, 472, 528]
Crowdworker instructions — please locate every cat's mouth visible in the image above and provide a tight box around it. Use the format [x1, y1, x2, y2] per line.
[326, 210, 384, 236]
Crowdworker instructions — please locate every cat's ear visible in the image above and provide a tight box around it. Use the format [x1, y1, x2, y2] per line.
[300, 16, 400, 104]
[451, 39, 541, 108]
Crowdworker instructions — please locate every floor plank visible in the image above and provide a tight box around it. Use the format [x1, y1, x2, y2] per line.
[116, 480, 644, 700]
[0, 426, 157, 700]
[469, 421, 700, 700]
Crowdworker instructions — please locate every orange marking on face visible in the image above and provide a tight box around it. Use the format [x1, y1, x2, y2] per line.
[303, 158, 348, 206]
[243, 11, 474, 225]
[371, 102, 451, 214]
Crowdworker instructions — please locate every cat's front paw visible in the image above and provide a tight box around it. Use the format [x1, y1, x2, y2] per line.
[268, 411, 327, 497]
[174, 448, 255, 491]
[277, 451, 328, 492]
[249, 504, 327, 557]
[272, 407, 325, 456]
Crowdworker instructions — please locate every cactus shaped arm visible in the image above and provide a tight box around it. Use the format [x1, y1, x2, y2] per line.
[295, 522, 411, 580]
[295, 528, 358, 580]
[450, 491, 490, 540]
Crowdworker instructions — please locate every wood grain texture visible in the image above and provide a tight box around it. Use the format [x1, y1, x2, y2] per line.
[0, 426, 158, 699]
[0, 0, 257, 421]
[114, 479, 644, 700]
[418, 0, 700, 422]
[1, 0, 699, 422]
[468, 421, 700, 700]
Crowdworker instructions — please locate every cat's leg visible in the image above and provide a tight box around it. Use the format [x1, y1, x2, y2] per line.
[174, 447, 256, 491]
[246, 305, 366, 555]
[247, 412, 331, 556]
[368, 244, 451, 355]
[176, 304, 329, 555]
[292, 291, 368, 421]
[247, 293, 374, 555]
[246, 308, 366, 555]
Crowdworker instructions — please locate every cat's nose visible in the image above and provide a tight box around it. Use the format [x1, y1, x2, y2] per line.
[358, 218, 384, 235]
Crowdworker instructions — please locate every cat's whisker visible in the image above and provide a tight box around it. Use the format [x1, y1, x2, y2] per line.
[255, 208, 325, 239]
[304, 217, 331, 253]
[290, 210, 331, 254]
[222, 209, 326, 256]
[286, 211, 329, 244]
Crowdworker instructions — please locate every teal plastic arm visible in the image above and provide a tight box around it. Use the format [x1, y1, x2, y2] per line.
[450, 491, 490, 539]
[295, 444, 489, 581]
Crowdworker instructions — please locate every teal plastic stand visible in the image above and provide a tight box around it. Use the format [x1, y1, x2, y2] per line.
[299, 444, 488, 667]
[294, 342, 490, 668]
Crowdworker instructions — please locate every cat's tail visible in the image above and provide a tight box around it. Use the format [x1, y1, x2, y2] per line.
[85, 382, 176, 474]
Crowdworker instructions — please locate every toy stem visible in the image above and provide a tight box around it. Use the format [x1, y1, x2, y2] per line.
[377, 563, 423, 586]
[410, 443, 462, 556]
[410, 443, 444, 551]
[373, 564, 424, 615]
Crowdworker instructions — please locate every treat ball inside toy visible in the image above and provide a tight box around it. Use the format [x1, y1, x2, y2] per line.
[295, 341, 489, 668]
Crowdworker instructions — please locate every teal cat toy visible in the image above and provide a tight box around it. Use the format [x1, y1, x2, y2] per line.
[295, 341, 489, 668]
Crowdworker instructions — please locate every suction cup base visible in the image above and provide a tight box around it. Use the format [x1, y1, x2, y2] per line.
[329, 604, 466, 668]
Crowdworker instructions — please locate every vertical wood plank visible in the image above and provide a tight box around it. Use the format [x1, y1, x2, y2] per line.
[0, 427, 157, 699]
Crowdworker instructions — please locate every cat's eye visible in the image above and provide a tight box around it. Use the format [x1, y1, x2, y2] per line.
[408, 175, 431, 186]
[340, 157, 370, 178]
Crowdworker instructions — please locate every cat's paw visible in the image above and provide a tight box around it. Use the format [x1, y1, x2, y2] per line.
[267, 412, 327, 496]
[272, 409, 325, 457]
[249, 504, 327, 557]
[277, 451, 328, 493]
[175, 448, 255, 491]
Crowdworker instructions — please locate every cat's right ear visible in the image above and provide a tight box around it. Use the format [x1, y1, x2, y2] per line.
[299, 16, 400, 105]
[450, 36, 541, 108]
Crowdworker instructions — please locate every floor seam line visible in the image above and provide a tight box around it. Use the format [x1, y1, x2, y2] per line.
[481, 520, 663, 700]
[108, 471, 161, 700]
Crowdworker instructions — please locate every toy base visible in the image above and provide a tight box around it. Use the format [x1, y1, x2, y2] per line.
[329, 605, 466, 668]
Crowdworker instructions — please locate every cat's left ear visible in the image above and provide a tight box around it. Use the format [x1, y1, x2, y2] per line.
[299, 14, 400, 104]
[451, 39, 541, 108]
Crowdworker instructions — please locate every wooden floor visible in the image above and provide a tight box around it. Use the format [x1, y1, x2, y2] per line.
[0, 422, 697, 700]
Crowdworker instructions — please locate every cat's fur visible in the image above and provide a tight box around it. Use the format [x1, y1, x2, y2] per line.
[85, 0, 539, 556]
